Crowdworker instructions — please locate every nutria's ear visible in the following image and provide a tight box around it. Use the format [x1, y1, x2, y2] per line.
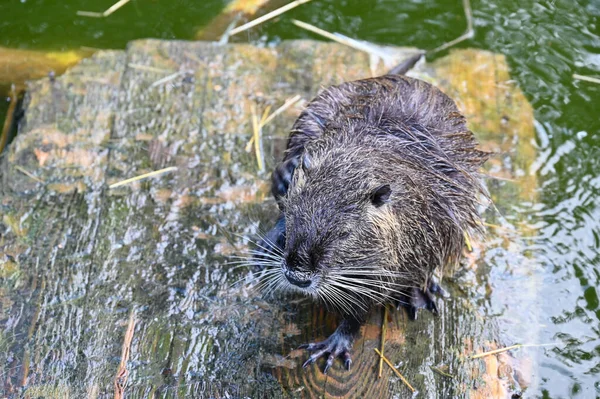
[370, 184, 391, 207]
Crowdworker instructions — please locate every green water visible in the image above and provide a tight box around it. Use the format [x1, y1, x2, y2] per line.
[1, 0, 599, 397]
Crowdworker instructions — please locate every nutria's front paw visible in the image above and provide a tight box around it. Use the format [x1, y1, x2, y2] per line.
[300, 330, 353, 373]
[399, 281, 449, 320]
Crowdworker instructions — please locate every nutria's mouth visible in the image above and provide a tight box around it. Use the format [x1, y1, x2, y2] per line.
[282, 266, 319, 293]
[285, 270, 312, 288]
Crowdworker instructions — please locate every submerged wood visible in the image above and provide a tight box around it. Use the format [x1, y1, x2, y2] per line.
[195, 0, 289, 40]
[0, 39, 536, 398]
[0, 46, 92, 88]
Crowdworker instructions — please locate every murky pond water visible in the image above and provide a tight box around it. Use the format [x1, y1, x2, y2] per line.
[1, 0, 599, 397]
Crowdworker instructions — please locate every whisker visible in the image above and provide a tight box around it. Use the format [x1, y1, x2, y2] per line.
[233, 250, 283, 261]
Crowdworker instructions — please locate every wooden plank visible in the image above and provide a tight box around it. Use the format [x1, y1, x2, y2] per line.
[0, 51, 127, 397]
[0, 40, 536, 398]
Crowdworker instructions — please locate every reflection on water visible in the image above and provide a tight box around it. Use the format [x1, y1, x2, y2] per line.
[0, 0, 599, 396]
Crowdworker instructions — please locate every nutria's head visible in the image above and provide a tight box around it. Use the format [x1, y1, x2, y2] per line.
[269, 138, 421, 316]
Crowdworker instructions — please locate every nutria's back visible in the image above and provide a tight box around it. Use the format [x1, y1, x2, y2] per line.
[285, 75, 487, 169]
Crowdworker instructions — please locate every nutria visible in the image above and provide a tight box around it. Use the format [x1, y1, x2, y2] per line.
[256, 61, 489, 374]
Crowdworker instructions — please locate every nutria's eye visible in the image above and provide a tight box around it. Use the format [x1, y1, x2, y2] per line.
[370, 184, 392, 207]
[339, 231, 351, 239]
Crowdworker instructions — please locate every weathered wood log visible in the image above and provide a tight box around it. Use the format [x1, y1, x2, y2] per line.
[0, 39, 536, 398]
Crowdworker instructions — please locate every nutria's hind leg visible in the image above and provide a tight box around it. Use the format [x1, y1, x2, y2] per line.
[398, 280, 448, 320]
[300, 317, 361, 374]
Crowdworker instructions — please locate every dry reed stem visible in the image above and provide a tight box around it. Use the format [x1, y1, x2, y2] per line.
[251, 106, 265, 172]
[470, 343, 557, 359]
[109, 166, 178, 189]
[227, 0, 313, 37]
[262, 94, 302, 126]
[149, 70, 192, 88]
[292, 20, 379, 56]
[128, 63, 173, 74]
[245, 95, 302, 152]
[14, 166, 44, 183]
[430, 366, 455, 378]
[77, 0, 131, 18]
[429, 0, 473, 54]
[114, 310, 136, 399]
[464, 232, 473, 252]
[573, 74, 600, 84]
[374, 348, 415, 392]
[378, 306, 388, 378]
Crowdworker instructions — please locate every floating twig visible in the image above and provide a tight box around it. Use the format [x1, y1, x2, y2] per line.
[374, 348, 415, 392]
[429, 0, 473, 54]
[292, 20, 390, 61]
[114, 309, 136, 399]
[109, 166, 178, 189]
[77, 0, 131, 18]
[470, 343, 558, 359]
[378, 306, 388, 378]
[14, 166, 44, 183]
[227, 0, 313, 37]
[573, 74, 600, 85]
[292, 19, 424, 74]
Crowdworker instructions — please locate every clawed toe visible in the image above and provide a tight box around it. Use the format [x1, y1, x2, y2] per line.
[398, 281, 449, 320]
[300, 333, 353, 373]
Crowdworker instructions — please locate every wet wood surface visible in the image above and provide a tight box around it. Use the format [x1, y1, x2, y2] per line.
[0, 39, 535, 398]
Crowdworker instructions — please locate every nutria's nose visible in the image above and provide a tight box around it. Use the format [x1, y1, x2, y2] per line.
[285, 271, 312, 288]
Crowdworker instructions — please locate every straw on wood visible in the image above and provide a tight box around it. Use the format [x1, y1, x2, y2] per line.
[464, 232, 473, 252]
[261, 94, 301, 126]
[470, 343, 557, 359]
[109, 166, 178, 189]
[128, 63, 173, 74]
[227, 0, 313, 37]
[14, 166, 44, 183]
[114, 310, 136, 399]
[378, 306, 388, 378]
[430, 366, 455, 378]
[149, 70, 192, 89]
[374, 348, 415, 392]
[245, 95, 302, 152]
[77, 0, 131, 18]
[251, 106, 265, 172]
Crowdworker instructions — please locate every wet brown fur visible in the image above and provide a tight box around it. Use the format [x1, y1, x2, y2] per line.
[272, 74, 489, 318]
